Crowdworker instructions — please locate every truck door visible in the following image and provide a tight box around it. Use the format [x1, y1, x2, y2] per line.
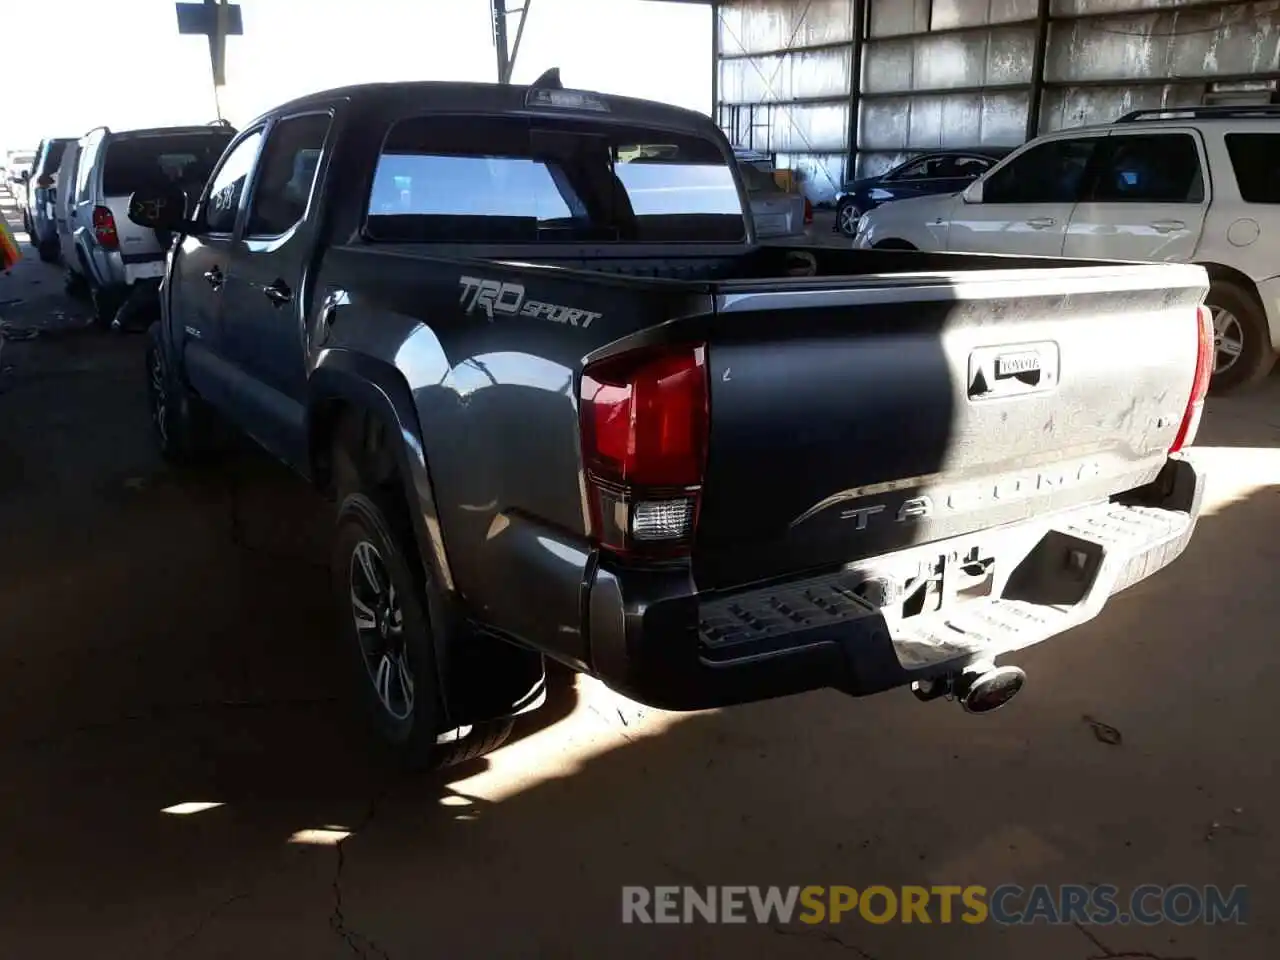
[1062, 130, 1208, 263]
[170, 128, 264, 410]
[219, 111, 334, 469]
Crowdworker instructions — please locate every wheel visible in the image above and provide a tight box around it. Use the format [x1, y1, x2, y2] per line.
[332, 490, 513, 771]
[145, 322, 219, 464]
[1206, 280, 1275, 395]
[37, 240, 59, 264]
[22, 211, 34, 243]
[90, 283, 123, 330]
[836, 198, 863, 237]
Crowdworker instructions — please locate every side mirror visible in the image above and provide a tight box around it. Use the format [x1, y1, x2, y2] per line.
[19, 170, 30, 183]
[962, 179, 984, 204]
[127, 186, 190, 232]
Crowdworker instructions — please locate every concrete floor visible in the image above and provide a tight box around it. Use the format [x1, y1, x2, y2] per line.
[1, 192, 1276, 959]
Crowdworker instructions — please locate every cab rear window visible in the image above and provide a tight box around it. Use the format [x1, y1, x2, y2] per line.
[365, 115, 745, 243]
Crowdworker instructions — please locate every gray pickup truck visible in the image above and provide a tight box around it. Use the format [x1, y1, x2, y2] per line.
[128, 73, 1212, 769]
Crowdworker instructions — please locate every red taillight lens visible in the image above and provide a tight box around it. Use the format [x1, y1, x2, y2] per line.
[92, 206, 119, 250]
[803, 197, 813, 225]
[580, 344, 708, 557]
[35, 174, 54, 188]
[1170, 304, 1214, 453]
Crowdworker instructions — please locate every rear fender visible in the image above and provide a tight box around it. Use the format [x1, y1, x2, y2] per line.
[308, 353, 546, 727]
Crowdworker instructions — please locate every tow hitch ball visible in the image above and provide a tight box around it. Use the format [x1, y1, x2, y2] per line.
[911, 662, 1027, 714]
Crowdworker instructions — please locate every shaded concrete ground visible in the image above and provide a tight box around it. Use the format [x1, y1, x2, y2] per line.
[1, 187, 1276, 959]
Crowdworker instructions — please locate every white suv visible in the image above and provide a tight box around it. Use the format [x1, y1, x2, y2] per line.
[853, 105, 1280, 394]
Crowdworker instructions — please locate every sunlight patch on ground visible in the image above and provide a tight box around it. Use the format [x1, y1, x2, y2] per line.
[1189, 446, 1280, 516]
[160, 801, 225, 816]
[445, 674, 703, 806]
[288, 826, 354, 846]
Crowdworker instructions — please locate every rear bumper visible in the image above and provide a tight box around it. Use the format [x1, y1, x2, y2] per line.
[585, 456, 1204, 711]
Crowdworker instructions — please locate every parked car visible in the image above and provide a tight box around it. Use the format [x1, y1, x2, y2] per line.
[833, 148, 1012, 238]
[52, 140, 81, 286]
[20, 137, 75, 261]
[734, 147, 811, 242]
[61, 122, 236, 327]
[128, 74, 1208, 770]
[853, 105, 1280, 395]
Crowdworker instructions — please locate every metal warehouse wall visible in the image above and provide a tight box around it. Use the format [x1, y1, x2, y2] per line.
[715, 0, 1280, 203]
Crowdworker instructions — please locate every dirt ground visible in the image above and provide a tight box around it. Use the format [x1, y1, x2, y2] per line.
[1, 191, 1276, 960]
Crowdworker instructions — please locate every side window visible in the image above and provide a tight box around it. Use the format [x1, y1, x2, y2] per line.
[245, 113, 332, 237]
[983, 138, 1098, 204]
[1225, 133, 1280, 203]
[75, 137, 99, 201]
[887, 157, 935, 181]
[202, 130, 263, 234]
[1090, 134, 1204, 203]
[939, 156, 993, 179]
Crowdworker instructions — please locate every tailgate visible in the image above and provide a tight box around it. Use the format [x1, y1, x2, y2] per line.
[693, 263, 1207, 589]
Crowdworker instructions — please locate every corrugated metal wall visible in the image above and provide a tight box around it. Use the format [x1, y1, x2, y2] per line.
[715, 0, 1280, 203]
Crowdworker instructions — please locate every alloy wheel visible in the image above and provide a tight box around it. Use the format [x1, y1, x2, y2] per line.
[1211, 306, 1244, 375]
[349, 540, 413, 721]
[838, 203, 862, 237]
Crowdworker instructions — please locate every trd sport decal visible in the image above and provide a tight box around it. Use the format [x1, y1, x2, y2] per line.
[458, 275, 602, 329]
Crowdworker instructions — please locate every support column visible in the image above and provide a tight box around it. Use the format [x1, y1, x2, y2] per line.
[1026, 0, 1051, 140]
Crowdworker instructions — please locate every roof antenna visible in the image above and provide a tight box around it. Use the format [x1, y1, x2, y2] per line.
[531, 67, 562, 90]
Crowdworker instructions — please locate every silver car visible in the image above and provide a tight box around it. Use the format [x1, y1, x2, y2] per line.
[61, 123, 235, 327]
[734, 150, 810, 242]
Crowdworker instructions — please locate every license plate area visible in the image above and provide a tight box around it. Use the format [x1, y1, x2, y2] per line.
[125, 261, 166, 283]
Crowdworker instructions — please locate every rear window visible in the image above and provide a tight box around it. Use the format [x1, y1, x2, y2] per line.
[102, 132, 234, 197]
[365, 116, 745, 243]
[1224, 133, 1280, 204]
[39, 141, 69, 175]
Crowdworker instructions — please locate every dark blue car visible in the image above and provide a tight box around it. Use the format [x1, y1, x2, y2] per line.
[833, 147, 1013, 237]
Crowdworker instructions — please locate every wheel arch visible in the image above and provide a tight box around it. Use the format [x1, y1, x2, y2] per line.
[310, 352, 546, 729]
[1197, 262, 1278, 351]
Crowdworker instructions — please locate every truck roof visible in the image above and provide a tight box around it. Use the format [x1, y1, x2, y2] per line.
[253, 80, 725, 142]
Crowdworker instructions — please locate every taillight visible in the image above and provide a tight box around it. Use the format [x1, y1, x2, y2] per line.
[1170, 304, 1213, 453]
[579, 344, 708, 558]
[803, 197, 813, 225]
[35, 174, 54, 188]
[92, 206, 119, 250]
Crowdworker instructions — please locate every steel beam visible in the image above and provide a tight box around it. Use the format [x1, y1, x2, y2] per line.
[1026, 0, 1050, 140]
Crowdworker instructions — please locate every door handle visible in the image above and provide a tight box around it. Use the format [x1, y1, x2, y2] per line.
[1150, 220, 1186, 233]
[203, 266, 224, 290]
[1026, 217, 1056, 229]
[263, 279, 293, 307]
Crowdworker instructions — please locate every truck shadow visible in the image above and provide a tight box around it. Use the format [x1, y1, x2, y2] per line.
[0, 468, 1273, 958]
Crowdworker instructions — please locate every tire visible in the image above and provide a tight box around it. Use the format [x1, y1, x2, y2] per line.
[37, 240, 59, 264]
[332, 489, 512, 771]
[145, 322, 219, 465]
[22, 211, 34, 243]
[835, 198, 863, 237]
[1206, 279, 1275, 396]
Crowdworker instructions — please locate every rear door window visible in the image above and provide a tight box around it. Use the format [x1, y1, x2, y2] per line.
[1224, 133, 1280, 203]
[102, 132, 235, 198]
[365, 115, 744, 243]
[1088, 133, 1204, 203]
